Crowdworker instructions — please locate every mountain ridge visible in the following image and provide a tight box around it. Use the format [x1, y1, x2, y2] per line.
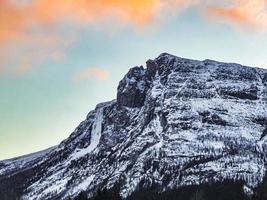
[0, 53, 267, 200]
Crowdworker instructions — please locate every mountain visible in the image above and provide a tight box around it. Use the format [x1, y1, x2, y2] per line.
[0, 53, 267, 200]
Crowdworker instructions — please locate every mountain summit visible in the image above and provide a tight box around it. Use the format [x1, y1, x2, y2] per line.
[1, 53, 267, 200]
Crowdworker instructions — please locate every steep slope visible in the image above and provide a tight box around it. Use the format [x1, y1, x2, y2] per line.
[0, 146, 55, 176]
[0, 53, 267, 200]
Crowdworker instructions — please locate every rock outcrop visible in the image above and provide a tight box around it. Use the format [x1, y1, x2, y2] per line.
[0, 53, 267, 200]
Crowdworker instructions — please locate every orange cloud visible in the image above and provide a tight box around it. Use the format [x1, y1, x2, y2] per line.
[0, 0, 150, 43]
[0, 0, 200, 43]
[2, 0, 266, 78]
[0, 0, 199, 77]
[0, 30, 74, 76]
[208, 0, 267, 30]
[14, 60, 30, 76]
[73, 67, 109, 83]
[1, 0, 266, 45]
[0, 0, 24, 43]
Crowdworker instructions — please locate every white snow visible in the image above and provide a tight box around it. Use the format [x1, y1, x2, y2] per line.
[70, 108, 103, 160]
[0, 146, 55, 176]
[66, 175, 95, 197]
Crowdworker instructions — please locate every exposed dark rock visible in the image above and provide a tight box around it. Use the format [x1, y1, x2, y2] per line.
[117, 66, 149, 108]
[218, 85, 258, 100]
[199, 111, 227, 126]
[145, 59, 158, 81]
[260, 128, 267, 140]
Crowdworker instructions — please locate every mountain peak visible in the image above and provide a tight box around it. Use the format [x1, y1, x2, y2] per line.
[117, 53, 266, 108]
[1, 54, 267, 200]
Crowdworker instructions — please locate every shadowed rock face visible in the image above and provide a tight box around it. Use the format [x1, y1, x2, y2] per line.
[0, 53, 267, 200]
[116, 60, 159, 108]
[117, 66, 148, 108]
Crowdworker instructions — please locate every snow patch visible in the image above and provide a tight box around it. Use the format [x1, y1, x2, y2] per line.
[70, 108, 103, 160]
[66, 175, 95, 197]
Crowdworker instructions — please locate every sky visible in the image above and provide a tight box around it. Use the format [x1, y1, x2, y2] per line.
[1, 0, 267, 160]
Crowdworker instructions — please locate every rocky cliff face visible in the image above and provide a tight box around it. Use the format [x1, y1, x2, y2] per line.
[0, 53, 267, 200]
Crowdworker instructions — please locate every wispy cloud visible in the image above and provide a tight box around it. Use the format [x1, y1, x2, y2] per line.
[13, 60, 30, 76]
[0, 66, 5, 76]
[1, 0, 267, 45]
[208, 0, 267, 31]
[0, 0, 199, 43]
[0, 0, 198, 77]
[0, 28, 75, 76]
[73, 67, 109, 83]
[1, 0, 267, 78]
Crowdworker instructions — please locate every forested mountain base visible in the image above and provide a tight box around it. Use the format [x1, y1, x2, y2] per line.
[73, 179, 267, 200]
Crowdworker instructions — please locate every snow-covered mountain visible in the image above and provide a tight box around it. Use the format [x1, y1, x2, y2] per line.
[1, 53, 267, 200]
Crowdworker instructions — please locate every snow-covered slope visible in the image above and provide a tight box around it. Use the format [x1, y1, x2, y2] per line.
[0, 146, 55, 176]
[0, 53, 267, 200]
